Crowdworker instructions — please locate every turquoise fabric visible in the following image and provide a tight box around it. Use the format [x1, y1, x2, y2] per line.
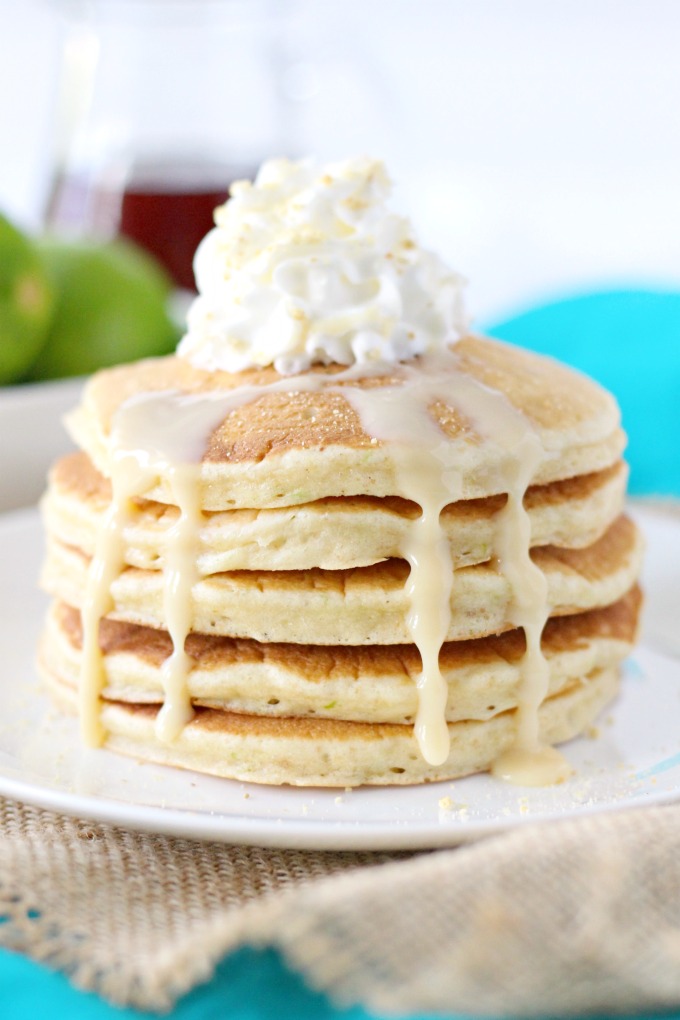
[2, 288, 678, 1018]
[0, 947, 398, 1020]
[1, 946, 680, 1020]
[481, 288, 680, 497]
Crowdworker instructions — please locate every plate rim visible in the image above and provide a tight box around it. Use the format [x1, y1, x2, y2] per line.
[0, 766, 676, 851]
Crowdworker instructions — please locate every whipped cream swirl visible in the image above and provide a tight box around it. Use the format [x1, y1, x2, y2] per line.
[178, 156, 467, 374]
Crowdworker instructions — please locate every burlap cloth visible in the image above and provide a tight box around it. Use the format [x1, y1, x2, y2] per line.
[2, 798, 680, 1016]
[1, 501, 678, 1017]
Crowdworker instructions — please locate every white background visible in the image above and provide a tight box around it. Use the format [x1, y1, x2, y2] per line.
[2, 0, 679, 322]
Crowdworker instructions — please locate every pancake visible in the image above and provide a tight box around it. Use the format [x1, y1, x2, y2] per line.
[66, 337, 626, 511]
[43, 452, 628, 572]
[41, 660, 621, 787]
[41, 515, 644, 645]
[41, 588, 640, 725]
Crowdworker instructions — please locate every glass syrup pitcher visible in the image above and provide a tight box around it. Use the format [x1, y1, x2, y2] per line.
[44, 0, 289, 291]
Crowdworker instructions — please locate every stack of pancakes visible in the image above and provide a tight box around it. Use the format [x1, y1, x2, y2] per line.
[38, 335, 643, 786]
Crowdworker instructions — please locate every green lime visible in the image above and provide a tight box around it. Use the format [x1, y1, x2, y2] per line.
[0, 213, 54, 384]
[31, 238, 181, 380]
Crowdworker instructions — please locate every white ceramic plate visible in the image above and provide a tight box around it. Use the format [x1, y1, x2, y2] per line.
[0, 503, 678, 850]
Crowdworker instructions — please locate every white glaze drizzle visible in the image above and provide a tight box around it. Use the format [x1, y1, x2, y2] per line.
[79, 451, 151, 745]
[340, 375, 462, 766]
[80, 392, 250, 746]
[489, 433, 571, 785]
[79, 349, 567, 784]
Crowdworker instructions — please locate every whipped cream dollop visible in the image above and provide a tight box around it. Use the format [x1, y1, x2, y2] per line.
[177, 156, 467, 374]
